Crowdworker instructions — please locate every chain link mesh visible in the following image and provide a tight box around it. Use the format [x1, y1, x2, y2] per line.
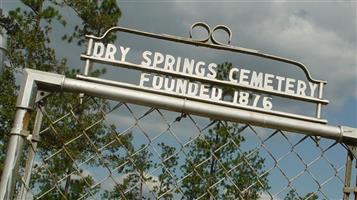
[14, 94, 354, 200]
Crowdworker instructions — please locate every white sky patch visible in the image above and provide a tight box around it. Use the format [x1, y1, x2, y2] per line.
[70, 169, 94, 181]
[104, 110, 207, 139]
[255, 14, 355, 105]
[105, 112, 169, 134]
[259, 192, 281, 200]
[100, 172, 160, 194]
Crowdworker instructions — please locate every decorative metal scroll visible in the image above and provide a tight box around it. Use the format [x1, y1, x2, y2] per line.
[79, 22, 328, 124]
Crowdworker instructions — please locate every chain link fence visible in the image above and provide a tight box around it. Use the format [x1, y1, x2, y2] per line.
[9, 93, 356, 200]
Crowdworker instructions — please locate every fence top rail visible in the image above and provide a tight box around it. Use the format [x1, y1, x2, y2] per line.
[20, 68, 357, 145]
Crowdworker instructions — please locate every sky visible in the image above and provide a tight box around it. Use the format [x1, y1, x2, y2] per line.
[1, 0, 357, 199]
[2, 0, 356, 126]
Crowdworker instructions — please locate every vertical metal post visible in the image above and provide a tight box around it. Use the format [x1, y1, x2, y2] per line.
[79, 38, 93, 103]
[0, 30, 7, 74]
[343, 149, 353, 200]
[314, 82, 324, 144]
[16, 106, 43, 200]
[0, 109, 32, 200]
[83, 38, 93, 76]
[354, 161, 357, 200]
[315, 82, 324, 119]
[0, 69, 63, 199]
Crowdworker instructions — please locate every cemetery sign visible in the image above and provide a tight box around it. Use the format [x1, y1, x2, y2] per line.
[79, 22, 329, 124]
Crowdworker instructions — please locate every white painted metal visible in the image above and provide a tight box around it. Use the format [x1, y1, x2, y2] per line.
[0, 32, 6, 73]
[0, 109, 29, 200]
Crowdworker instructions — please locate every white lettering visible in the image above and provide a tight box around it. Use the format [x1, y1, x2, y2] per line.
[153, 52, 164, 67]
[239, 69, 250, 85]
[93, 42, 105, 58]
[229, 68, 238, 83]
[139, 73, 150, 86]
[164, 77, 175, 92]
[207, 63, 217, 79]
[119, 46, 130, 62]
[152, 75, 163, 89]
[183, 58, 194, 75]
[211, 87, 222, 101]
[175, 57, 181, 72]
[264, 73, 274, 90]
[233, 91, 238, 103]
[250, 71, 263, 88]
[105, 44, 117, 60]
[285, 78, 296, 94]
[176, 79, 188, 94]
[164, 54, 175, 71]
[309, 82, 318, 98]
[276, 76, 285, 92]
[187, 82, 199, 96]
[199, 84, 210, 99]
[296, 80, 307, 96]
[195, 61, 205, 77]
[141, 51, 152, 66]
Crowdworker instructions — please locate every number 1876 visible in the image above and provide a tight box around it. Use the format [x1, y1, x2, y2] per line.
[233, 91, 273, 110]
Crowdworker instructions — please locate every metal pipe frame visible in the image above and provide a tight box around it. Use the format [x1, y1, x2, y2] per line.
[0, 32, 6, 72]
[63, 74, 356, 144]
[0, 68, 356, 199]
[16, 106, 43, 200]
[0, 69, 64, 200]
[0, 109, 29, 200]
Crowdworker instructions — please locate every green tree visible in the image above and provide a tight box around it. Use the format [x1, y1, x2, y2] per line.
[104, 143, 179, 200]
[180, 62, 269, 199]
[155, 143, 178, 199]
[60, 0, 121, 45]
[104, 144, 155, 200]
[0, 0, 122, 199]
[180, 121, 269, 199]
[0, 66, 17, 175]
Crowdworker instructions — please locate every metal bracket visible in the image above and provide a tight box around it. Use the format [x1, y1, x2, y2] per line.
[347, 145, 357, 160]
[343, 145, 357, 200]
[314, 136, 321, 146]
[342, 126, 357, 146]
[16, 69, 64, 110]
[175, 112, 187, 122]
[343, 187, 357, 194]
[35, 90, 51, 103]
[9, 129, 40, 142]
